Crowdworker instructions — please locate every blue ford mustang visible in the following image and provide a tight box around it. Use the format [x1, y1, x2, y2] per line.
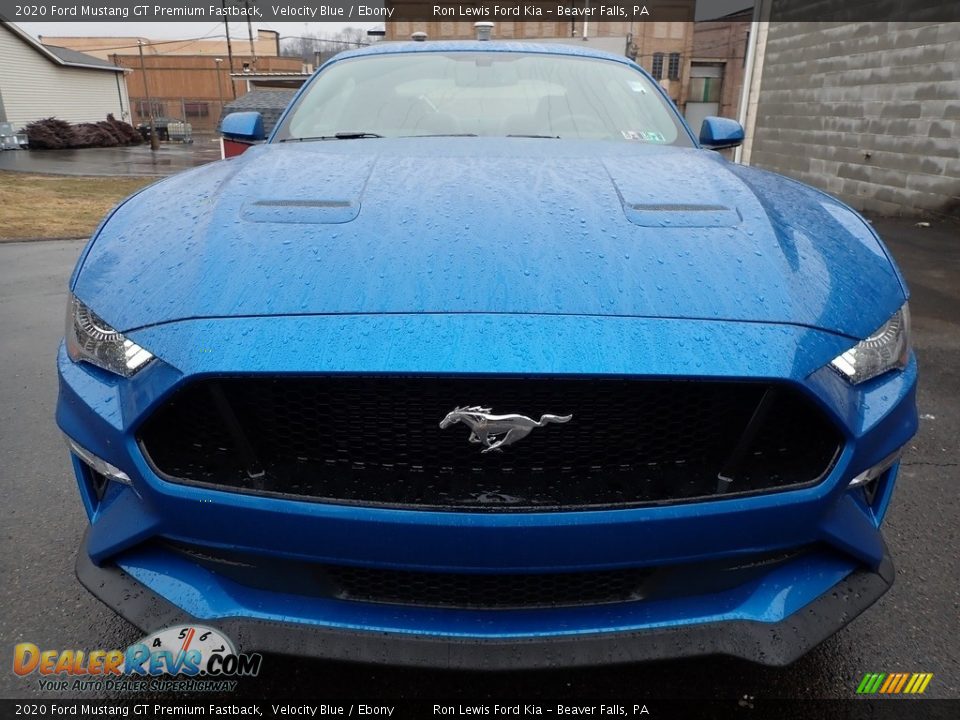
[57, 41, 917, 668]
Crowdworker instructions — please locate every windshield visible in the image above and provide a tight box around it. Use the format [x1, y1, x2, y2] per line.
[274, 51, 691, 145]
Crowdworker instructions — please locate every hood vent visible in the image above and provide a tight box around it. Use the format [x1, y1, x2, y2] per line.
[242, 199, 360, 224]
[623, 203, 741, 228]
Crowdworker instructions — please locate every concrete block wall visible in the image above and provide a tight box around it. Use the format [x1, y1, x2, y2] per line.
[749, 20, 960, 218]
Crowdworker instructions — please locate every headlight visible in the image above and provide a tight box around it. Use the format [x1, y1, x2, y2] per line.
[65, 295, 153, 377]
[829, 303, 910, 385]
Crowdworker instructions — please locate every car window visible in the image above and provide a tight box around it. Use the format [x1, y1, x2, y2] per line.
[275, 51, 690, 145]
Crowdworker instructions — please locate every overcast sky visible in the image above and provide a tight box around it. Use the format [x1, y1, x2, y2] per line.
[16, 1, 753, 44]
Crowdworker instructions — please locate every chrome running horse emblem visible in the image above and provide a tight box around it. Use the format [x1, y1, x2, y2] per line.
[439, 406, 573, 453]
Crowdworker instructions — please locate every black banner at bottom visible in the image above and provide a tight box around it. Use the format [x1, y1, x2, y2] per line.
[1, 700, 959, 720]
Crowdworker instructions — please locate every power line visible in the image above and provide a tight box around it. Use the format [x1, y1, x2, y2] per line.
[45, 23, 229, 54]
[279, 36, 371, 47]
[53, 34, 228, 54]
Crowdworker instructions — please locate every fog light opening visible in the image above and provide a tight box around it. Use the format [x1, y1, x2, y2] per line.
[89, 468, 110, 501]
[849, 449, 902, 511]
[848, 449, 902, 490]
[66, 437, 133, 487]
[862, 476, 883, 508]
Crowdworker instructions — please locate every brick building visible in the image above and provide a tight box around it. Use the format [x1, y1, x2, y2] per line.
[383, 2, 696, 110]
[742, 0, 959, 217]
[45, 31, 304, 132]
[688, 7, 752, 133]
[114, 53, 305, 131]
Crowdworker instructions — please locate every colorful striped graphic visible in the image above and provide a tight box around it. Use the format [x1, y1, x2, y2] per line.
[857, 673, 933, 694]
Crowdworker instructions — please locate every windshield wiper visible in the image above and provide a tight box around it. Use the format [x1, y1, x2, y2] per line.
[279, 132, 383, 143]
[506, 134, 561, 139]
[333, 132, 383, 139]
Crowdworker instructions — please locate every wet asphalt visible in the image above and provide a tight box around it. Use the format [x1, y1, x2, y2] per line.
[0, 141, 221, 177]
[0, 218, 957, 702]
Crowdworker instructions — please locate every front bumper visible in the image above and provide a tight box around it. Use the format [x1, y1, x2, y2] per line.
[77, 528, 894, 669]
[57, 314, 918, 668]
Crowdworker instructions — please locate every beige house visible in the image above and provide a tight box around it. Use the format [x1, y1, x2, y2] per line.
[0, 22, 130, 129]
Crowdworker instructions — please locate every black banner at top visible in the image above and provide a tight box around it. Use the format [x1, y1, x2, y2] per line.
[1, 0, 959, 23]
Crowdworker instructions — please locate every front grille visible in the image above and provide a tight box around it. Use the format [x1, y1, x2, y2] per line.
[328, 565, 650, 609]
[138, 376, 842, 511]
[163, 540, 813, 610]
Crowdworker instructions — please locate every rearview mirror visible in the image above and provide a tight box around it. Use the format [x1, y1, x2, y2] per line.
[699, 117, 744, 150]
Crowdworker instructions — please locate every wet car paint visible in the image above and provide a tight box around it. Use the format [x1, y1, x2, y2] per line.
[56, 41, 918, 666]
[3, 223, 953, 697]
[73, 139, 902, 339]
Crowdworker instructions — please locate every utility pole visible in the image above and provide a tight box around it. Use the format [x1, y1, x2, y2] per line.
[245, 1, 257, 70]
[214, 58, 225, 121]
[222, 0, 236, 98]
[138, 40, 159, 151]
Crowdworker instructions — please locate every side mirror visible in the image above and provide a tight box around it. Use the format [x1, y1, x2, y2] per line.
[699, 116, 744, 150]
[220, 112, 265, 141]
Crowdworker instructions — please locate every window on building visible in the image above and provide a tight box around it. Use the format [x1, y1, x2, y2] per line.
[651, 53, 664, 80]
[687, 76, 723, 103]
[136, 100, 165, 119]
[668, 53, 681, 81]
[184, 102, 209, 118]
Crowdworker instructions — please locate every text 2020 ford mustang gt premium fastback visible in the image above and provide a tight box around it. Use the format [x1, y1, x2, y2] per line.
[57, 41, 917, 668]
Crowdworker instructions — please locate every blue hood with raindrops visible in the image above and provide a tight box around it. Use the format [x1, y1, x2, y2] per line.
[72, 136, 905, 339]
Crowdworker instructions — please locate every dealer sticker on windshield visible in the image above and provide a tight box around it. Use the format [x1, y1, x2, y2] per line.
[622, 130, 667, 143]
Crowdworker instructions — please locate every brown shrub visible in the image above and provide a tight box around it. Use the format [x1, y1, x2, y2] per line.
[22, 115, 143, 149]
[22, 117, 75, 149]
[105, 113, 142, 144]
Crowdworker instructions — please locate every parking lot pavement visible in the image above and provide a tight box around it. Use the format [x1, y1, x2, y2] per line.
[0, 140, 221, 177]
[0, 218, 957, 701]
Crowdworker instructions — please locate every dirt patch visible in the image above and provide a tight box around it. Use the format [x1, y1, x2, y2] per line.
[0, 172, 155, 241]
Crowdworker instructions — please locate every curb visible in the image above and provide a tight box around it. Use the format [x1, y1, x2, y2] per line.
[0, 236, 86, 244]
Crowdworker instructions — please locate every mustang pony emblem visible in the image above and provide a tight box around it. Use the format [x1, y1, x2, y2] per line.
[439, 406, 572, 453]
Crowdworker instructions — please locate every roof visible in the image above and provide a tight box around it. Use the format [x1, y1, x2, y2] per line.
[330, 40, 635, 67]
[1, 22, 125, 72]
[224, 90, 297, 112]
[43, 44, 126, 70]
[220, 90, 297, 135]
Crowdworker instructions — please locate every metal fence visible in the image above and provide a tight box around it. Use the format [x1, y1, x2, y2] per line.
[132, 98, 228, 134]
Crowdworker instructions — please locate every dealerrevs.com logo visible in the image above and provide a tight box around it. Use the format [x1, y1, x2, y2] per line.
[13, 625, 262, 692]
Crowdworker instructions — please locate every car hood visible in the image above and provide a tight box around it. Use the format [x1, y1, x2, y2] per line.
[75, 138, 904, 338]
